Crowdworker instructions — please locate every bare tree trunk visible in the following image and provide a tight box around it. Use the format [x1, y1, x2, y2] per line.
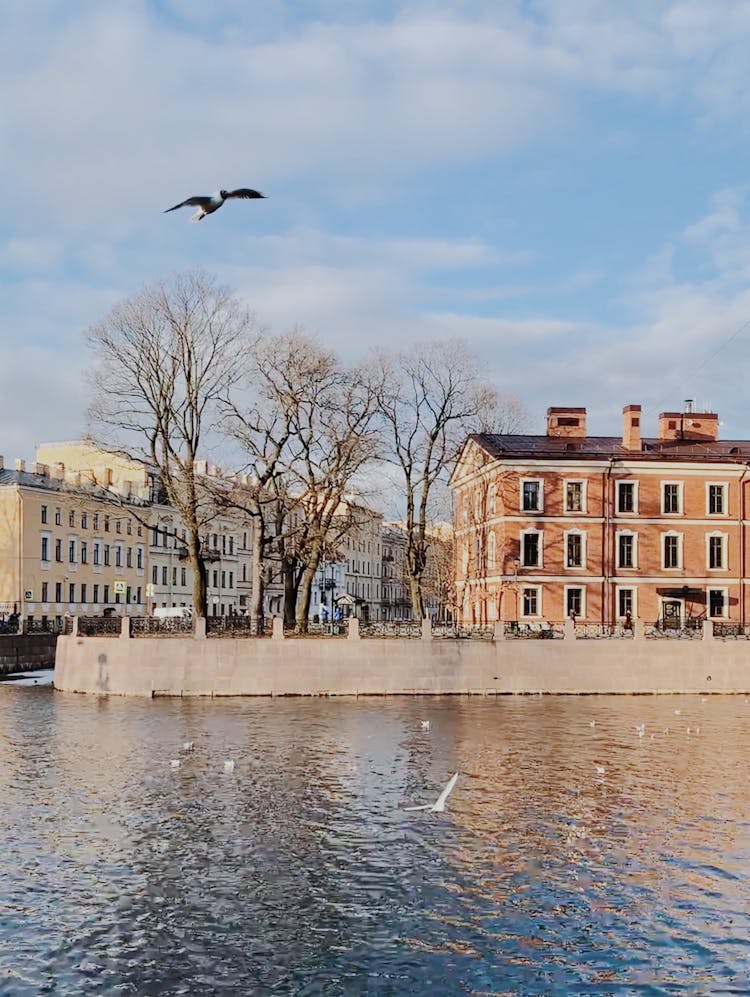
[283, 565, 297, 629]
[409, 573, 425, 621]
[249, 513, 264, 625]
[188, 532, 208, 618]
[295, 562, 318, 632]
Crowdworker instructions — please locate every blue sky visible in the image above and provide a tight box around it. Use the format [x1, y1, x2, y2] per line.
[3, 0, 750, 458]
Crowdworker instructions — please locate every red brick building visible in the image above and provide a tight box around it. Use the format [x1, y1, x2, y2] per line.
[450, 403, 750, 628]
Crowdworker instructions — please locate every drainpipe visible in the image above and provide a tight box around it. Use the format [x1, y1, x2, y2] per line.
[740, 464, 750, 629]
[602, 458, 615, 626]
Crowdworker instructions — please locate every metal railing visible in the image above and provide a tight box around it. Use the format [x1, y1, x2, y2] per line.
[304, 621, 347, 637]
[645, 622, 703, 639]
[25, 619, 63, 635]
[76, 616, 123, 637]
[0, 618, 21, 636]
[360, 621, 421, 639]
[574, 623, 634, 640]
[713, 622, 750, 639]
[206, 616, 272, 638]
[432, 623, 495, 641]
[132, 616, 194, 637]
[504, 621, 565, 639]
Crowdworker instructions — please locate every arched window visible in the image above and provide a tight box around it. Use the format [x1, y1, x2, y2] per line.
[488, 531, 496, 570]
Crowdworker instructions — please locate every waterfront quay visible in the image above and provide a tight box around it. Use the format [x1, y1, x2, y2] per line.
[54, 615, 750, 697]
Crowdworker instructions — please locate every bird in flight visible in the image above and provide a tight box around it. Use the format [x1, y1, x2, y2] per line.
[404, 772, 459, 813]
[164, 188, 266, 222]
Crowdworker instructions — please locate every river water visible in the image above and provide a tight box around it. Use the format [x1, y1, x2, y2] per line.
[1, 680, 749, 996]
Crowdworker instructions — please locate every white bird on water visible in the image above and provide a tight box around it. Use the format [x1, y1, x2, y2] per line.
[635, 724, 645, 737]
[595, 765, 605, 775]
[420, 720, 431, 730]
[183, 741, 194, 752]
[405, 772, 459, 813]
[589, 720, 596, 728]
[224, 759, 235, 773]
[170, 759, 180, 770]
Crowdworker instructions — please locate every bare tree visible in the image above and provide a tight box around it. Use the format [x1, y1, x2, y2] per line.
[375, 338, 525, 620]
[85, 271, 255, 618]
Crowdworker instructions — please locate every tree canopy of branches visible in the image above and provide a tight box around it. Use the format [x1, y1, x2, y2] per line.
[85, 271, 255, 618]
[223, 331, 381, 631]
[375, 338, 525, 620]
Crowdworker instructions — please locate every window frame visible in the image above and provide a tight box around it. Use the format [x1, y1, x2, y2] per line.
[616, 480, 639, 515]
[564, 585, 586, 620]
[520, 478, 544, 514]
[616, 530, 638, 569]
[564, 479, 586, 514]
[706, 482, 728, 517]
[564, 529, 585, 569]
[707, 587, 728, 619]
[661, 531, 683, 570]
[661, 481, 683, 516]
[706, 532, 728, 572]
[616, 585, 637, 620]
[520, 527, 543, 568]
[521, 585, 542, 619]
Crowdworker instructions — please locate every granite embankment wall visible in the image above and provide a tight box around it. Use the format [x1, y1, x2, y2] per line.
[0, 634, 57, 675]
[54, 620, 750, 696]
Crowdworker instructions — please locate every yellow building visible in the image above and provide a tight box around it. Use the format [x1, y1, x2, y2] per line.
[0, 456, 148, 628]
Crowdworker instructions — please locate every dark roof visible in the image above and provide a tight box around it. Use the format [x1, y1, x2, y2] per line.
[0, 468, 148, 505]
[470, 433, 750, 463]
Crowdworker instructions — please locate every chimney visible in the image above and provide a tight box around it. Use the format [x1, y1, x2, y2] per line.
[622, 405, 642, 451]
[33, 462, 49, 477]
[14, 458, 25, 472]
[53, 461, 65, 480]
[658, 406, 719, 442]
[546, 407, 587, 438]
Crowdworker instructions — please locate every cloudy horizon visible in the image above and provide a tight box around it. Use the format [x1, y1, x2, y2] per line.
[3, 0, 750, 460]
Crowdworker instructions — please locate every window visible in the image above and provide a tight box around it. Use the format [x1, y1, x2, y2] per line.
[104, 516, 110, 532]
[41, 537, 49, 562]
[617, 533, 635, 569]
[521, 479, 542, 512]
[522, 587, 539, 617]
[55, 539, 62, 562]
[487, 531, 496, 570]
[708, 535, 726, 570]
[68, 583, 75, 603]
[662, 483, 681, 514]
[521, 531, 541, 568]
[136, 586, 142, 604]
[81, 583, 87, 604]
[81, 542, 88, 564]
[93, 514, 99, 530]
[617, 481, 636, 513]
[152, 527, 159, 546]
[93, 542, 100, 566]
[104, 545, 110, 566]
[566, 587, 583, 618]
[229, 571, 234, 589]
[126, 547, 132, 568]
[709, 589, 726, 618]
[81, 512, 88, 529]
[213, 570, 218, 588]
[229, 536, 234, 555]
[137, 546, 143, 570]
[663, 534, 680, 569]
[617, 588, 634, 618]
[41, 505, 48, 524]
[566, 532, 583, 568]
[242, 563, 247, 582]
[565, 481, 584, 513]
[172, 566, 177, 587]
[68, 540, 76, 563]
[93, 584, 99, 604]
[152, 565, 158, 584]
[103, 584, 109, 604]
[127, 520, 132, 535]
[162, 566, 168, 585]
[115, 546, 122, 568]
[116, 519, 121, 534]
[55, 582, 62, 602]
[41, 582, 48, 603]
[181, 567, 186, 587]
[55, 507, 61, 526]
[708, 484, 726, 516]
[69, 510, 75, 528]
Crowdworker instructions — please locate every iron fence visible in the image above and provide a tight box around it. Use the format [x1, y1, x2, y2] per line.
[25, 619, 63, 635]
[432, 623, 496, 641]
[206, 616, 272, 638]
[76, 616, 123, 637]
[645, 623, 703, 639]
[132, 616, 194, 637]
[712, 622, 750, 639]
[360, 621, 422, 639]
[574, 623, 635, 640]
[504, 621, 565, 640]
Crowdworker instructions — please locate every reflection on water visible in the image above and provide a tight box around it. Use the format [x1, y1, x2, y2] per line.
[1, 687, 749, 995]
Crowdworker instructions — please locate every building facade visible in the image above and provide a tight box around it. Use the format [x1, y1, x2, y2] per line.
[451, 403, 750, 628]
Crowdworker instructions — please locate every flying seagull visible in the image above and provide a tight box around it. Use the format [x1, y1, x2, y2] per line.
[164, 188, 266, 221]
[404, 772, 459, 813]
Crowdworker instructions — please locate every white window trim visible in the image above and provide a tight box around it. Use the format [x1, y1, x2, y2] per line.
[661, 480, 684, 516]
[706, 481, 729, 517]
[563, 528, 586, 569]
[616, 479, 639, 515]
[521, 584, 542, 619]
[520, 477, 544, 514]
[706, 531, 728, 572]
[520, 527, 543, 568]
[707, 586, 729, 619]
[615, 585, 637, 620]
[661, 530, 683, 570]
[615, 529, 638, 570]
[564, 584, 586, 620]
[40, 530, 52, 568]
[564, 478, 587, 515]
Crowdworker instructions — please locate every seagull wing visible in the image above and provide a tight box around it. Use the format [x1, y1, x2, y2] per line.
[164, 196, 211, 213]
[403, 803, 434, 812]
[432, 772, 459, 812]
[225, 188, 266, 199]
